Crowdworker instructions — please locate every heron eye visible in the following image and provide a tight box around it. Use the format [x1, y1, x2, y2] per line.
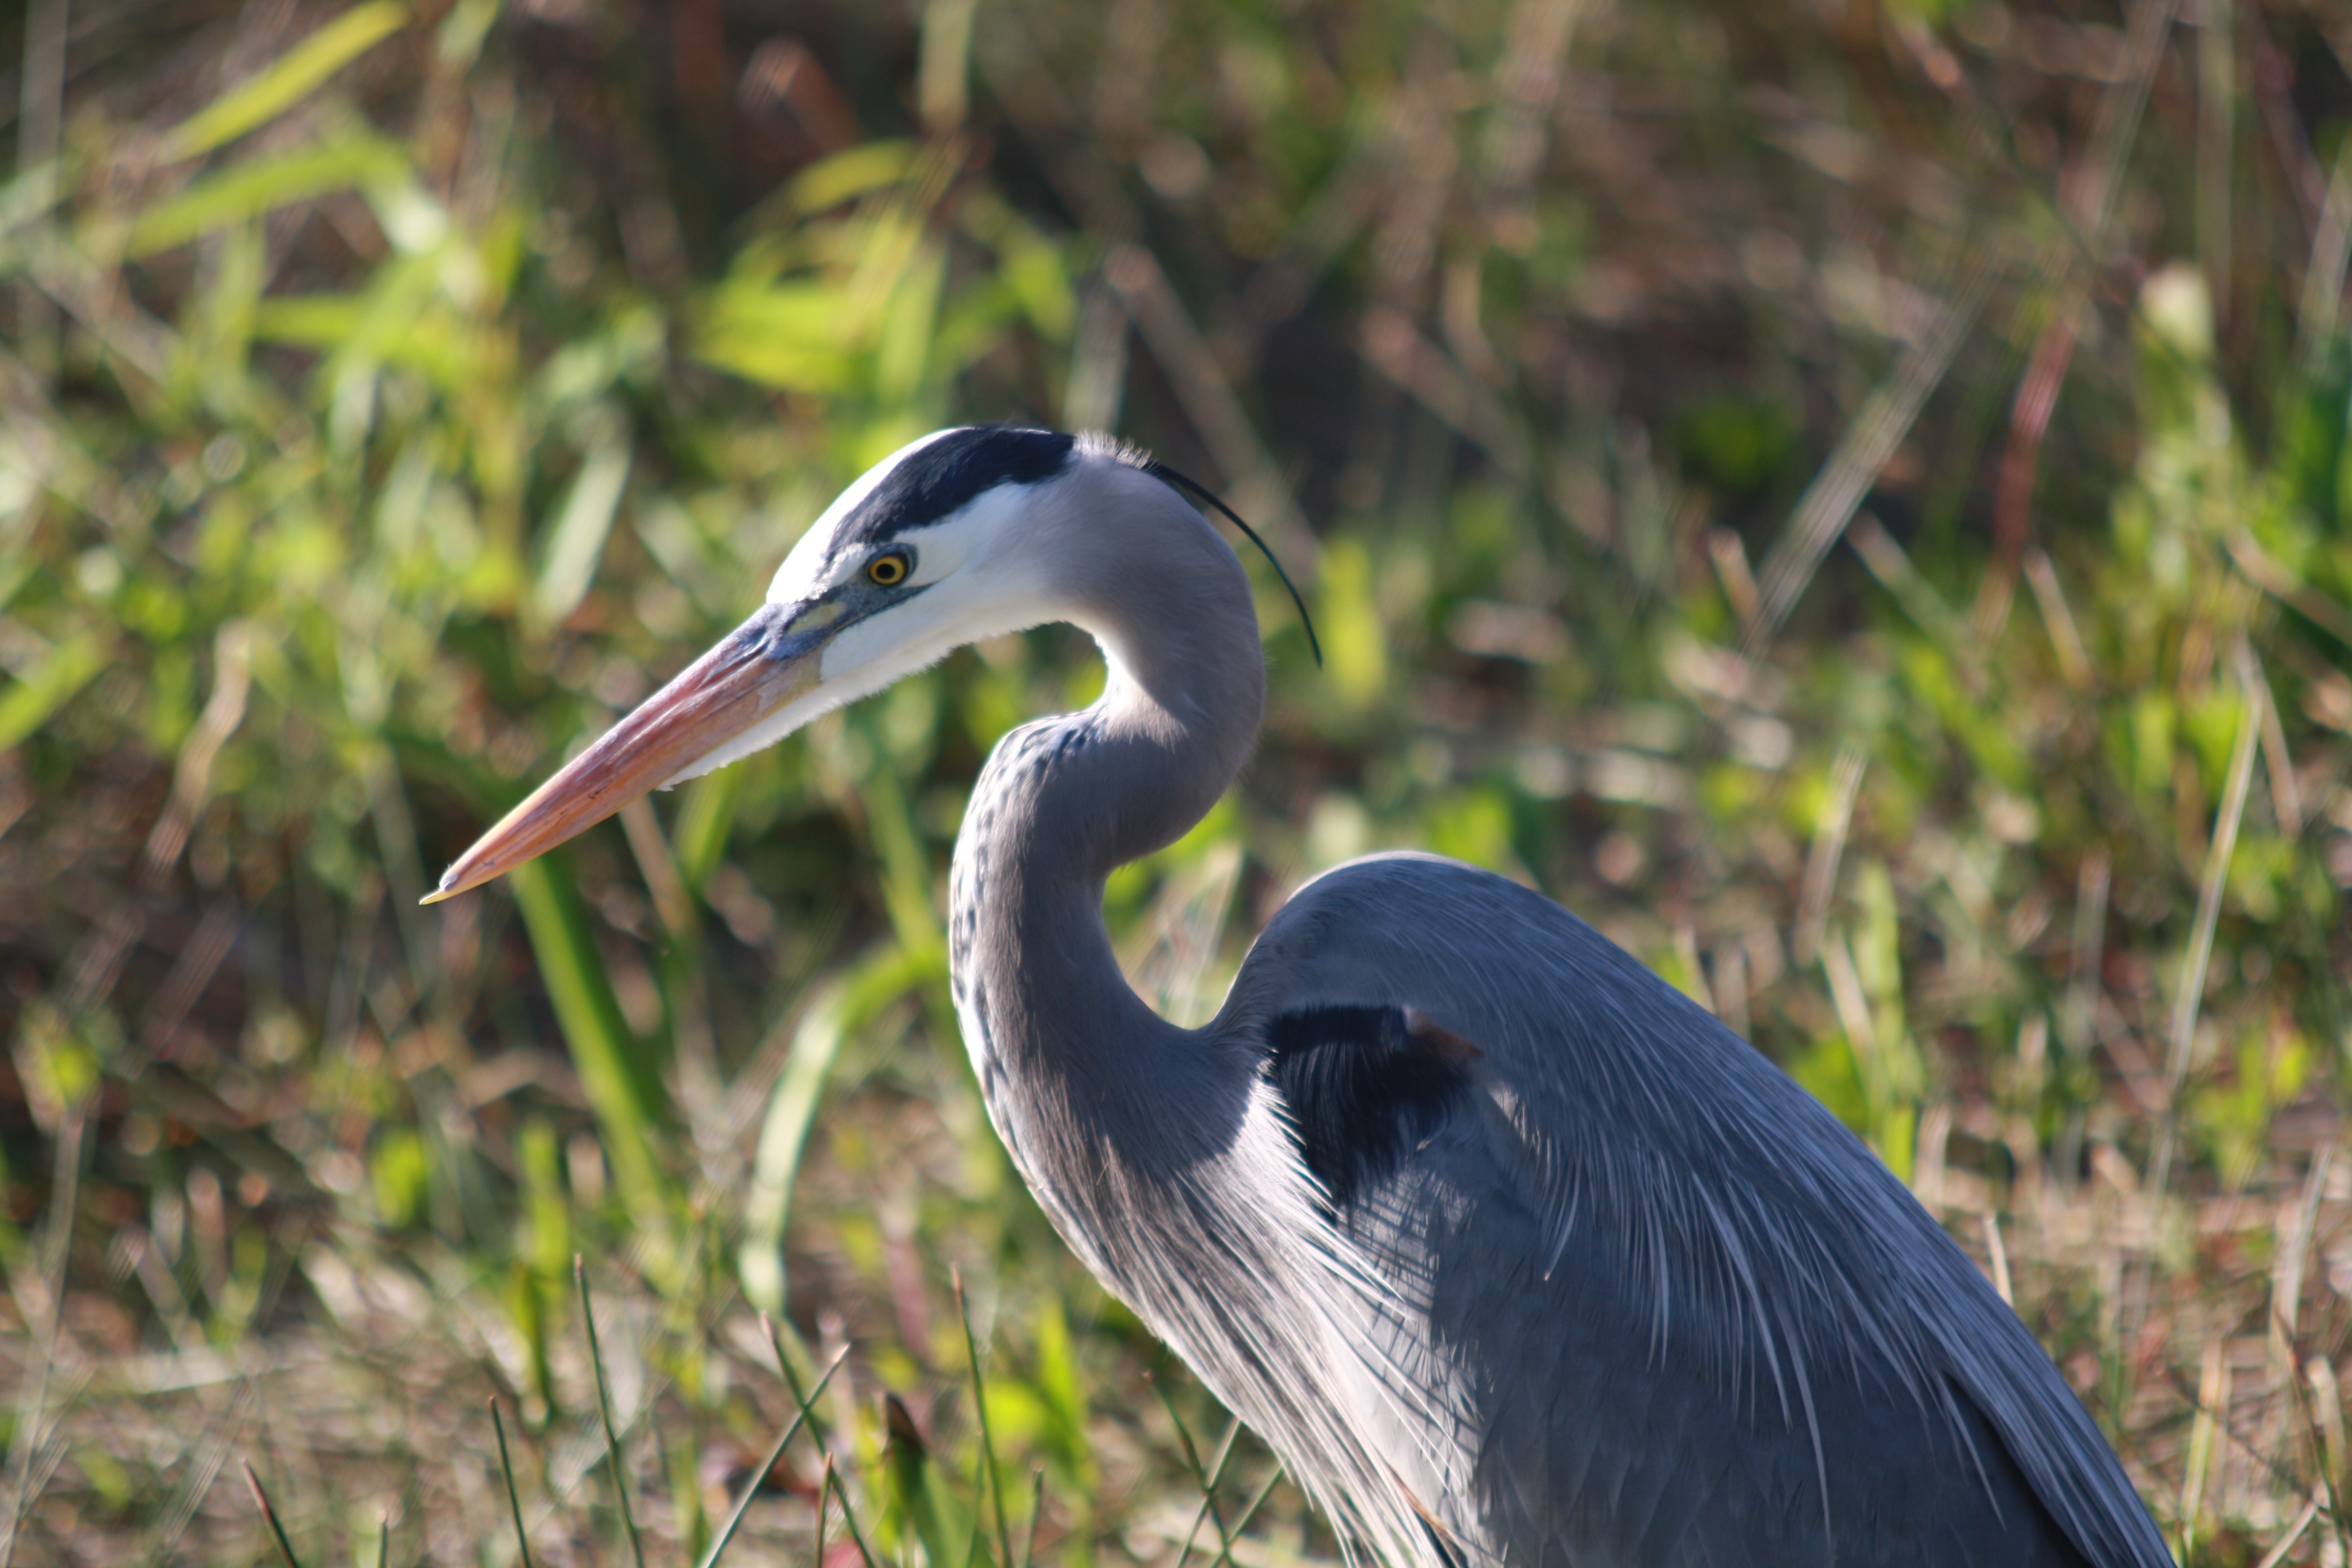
[867, 552, 910, 586]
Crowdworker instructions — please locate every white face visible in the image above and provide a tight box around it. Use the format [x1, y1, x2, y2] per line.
[666, 433, 1073, 783]
[426, 427, 1103, 904]
[760, 429, 956, 605]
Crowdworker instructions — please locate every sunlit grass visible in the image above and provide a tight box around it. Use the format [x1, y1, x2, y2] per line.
[2, 0, 2350, 1564]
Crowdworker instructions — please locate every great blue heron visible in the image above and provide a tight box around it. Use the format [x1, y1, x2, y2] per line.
[429, 428, 2171, 1567]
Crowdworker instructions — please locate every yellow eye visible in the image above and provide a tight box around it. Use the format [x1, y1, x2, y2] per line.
[867, 552, 909, 586]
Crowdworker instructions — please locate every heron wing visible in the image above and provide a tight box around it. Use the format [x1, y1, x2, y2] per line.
[1220, 852, 2168, 1568]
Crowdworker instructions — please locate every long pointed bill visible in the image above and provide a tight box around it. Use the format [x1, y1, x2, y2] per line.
[425, 603, 832, 903]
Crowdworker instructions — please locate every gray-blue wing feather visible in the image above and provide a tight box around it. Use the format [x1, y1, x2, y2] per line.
[1221, 852, 2168, 1568]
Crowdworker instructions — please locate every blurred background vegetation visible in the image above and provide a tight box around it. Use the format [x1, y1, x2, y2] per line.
[4, 0, 2352, 1562]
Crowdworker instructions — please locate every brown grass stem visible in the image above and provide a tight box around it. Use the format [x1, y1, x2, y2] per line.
[2247, 654, 2305, 837]
[2305, 1358, 2350, 1546]
[814, 1455, 833, 1568]
[2063, 848, 2111, 1063]
[1795, 747, 1867, 965]
[1975, 0, 2175, 641]
[2252, 1493, 2321, 1568]
[2294, 142, 2352, 369]
[2179, 1339, 2229, 1557]
[2226, 532, 2352, 652]
[2272, 1149, 2333, 1356]
[1981, 1214, 2011, 1308]
[2023, 549, 2094, 691]
[240, 1461, 305, 1568]
[0, 1104, 86, 1568]
[2147, 646, 2263, 1203]
[1750, 252, 1990, 647]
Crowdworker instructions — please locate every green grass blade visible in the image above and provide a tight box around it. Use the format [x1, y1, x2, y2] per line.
[126, 137, 411, 256]
[0, 632, 106, 753]
[1027, 1297, 1091, 1492]
[250, 293, 365, 348]
[884, 1393, 969, 1568]
[575, 1259, 648, 1568]
[783, 140, 917, 214]
[1203, 1465, 1284, 1568]
[822, 1457, 881, 1568]
[954, 1270, 1013, 1568]
[490, 1400, 534, 1568]
[506, 857, 676, 1227]
[1143, 1373, 1206, 1489]
[698, 1345, 848, 1568]
[756, 1327, 872, 1568]
[1171, 1416, 1242, 1568]
[163, 2, 410, 160]
[671, 768, 745, 893]
[740, 942, 940, 1313]
[0, 159, 63, 246]
[659, 1408, 707, 1567]
[239, 1461, 305, 1568]
[1020, 1467, 1045, 1568]
[529, 439, 632, 633]
[762, 1315, 825, 1438]
[848, 727, 943, 952]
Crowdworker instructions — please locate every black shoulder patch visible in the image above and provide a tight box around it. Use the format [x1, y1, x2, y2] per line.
[842, 426, 1076, 544]
[1263, 1004, 1478, 1210]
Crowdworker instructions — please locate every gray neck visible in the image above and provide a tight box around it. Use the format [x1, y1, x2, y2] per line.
[941, 460, 1427, 1568]
[946, 461, 1266, 1224]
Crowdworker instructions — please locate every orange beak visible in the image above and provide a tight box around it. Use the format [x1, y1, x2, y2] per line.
[423, 602, 832, 903]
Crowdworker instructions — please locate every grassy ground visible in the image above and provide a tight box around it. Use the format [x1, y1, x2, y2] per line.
[4, 0, 2352, 1563]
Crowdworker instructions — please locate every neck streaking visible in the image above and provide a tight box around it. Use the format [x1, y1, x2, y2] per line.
[935, 462, 1433, 1568]
[942, 463, 1266, 1243]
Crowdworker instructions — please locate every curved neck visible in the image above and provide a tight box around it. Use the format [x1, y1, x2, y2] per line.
[946, 468, 1265, 1200]
[939, 472, 1426, 1568]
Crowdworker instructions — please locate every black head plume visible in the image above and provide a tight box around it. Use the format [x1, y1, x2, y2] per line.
[1142, 460, 1323, 668]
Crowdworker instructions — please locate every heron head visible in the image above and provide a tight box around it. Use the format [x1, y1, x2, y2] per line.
[426, 425, 1099, 903]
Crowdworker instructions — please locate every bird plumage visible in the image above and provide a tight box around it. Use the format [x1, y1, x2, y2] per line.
[924, 438, 2165, 1566]
[1230, 854, 2153, 1565]
[431, 426, 2172, 1568]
